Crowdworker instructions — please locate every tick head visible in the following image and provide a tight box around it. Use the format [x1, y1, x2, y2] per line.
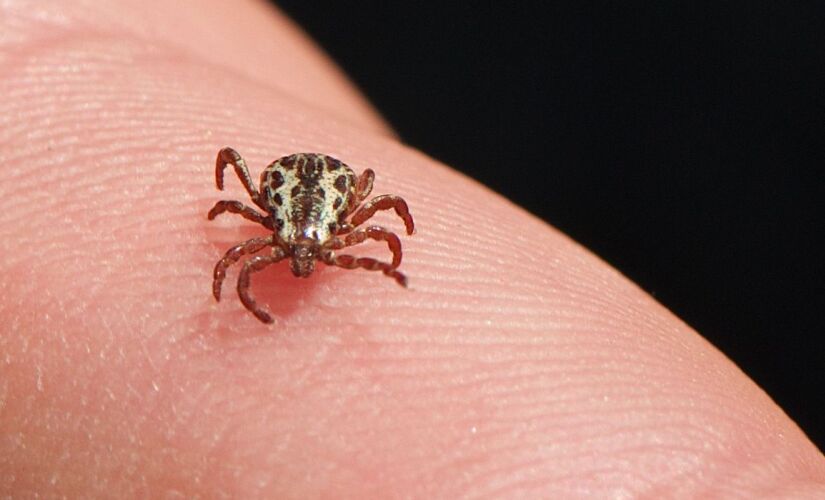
[290, 237, 319, 278]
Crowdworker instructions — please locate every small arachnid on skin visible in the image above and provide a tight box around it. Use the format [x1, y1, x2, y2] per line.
[207, 147, 415, 324]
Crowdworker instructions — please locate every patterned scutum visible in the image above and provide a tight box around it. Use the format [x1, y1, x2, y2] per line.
[261, 153, 358, 245]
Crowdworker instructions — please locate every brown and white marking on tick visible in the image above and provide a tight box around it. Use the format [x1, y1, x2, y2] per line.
[207, 147, 415, 323]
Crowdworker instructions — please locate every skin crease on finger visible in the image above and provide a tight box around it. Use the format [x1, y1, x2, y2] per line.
[0, 1, 823, 499]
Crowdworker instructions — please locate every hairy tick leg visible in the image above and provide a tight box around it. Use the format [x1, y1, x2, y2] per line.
[212, 236, 274, 301]
[215, 147, 267, 210]
[237, 249, 286, 324]
[356, 168, 375, 202]
[324, 253, 407, 287]
[208, 200, 273, 229]
[338, 226, 403, 268]
[349, 195, 414, 235]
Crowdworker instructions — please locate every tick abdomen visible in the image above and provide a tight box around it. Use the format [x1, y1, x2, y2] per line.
[261, 153, 356, 244]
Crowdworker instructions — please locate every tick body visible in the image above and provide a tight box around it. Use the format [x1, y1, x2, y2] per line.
[208, 147, 415, 323]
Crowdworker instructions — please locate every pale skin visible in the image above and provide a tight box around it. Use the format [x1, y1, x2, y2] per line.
[0, 1, 822, 498]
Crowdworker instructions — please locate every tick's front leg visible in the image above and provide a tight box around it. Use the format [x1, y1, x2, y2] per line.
[329, 225, 403, 268]
[322, 252, 407, 287]
[212, 236, 274, 300]
[237, 248, 286, 324]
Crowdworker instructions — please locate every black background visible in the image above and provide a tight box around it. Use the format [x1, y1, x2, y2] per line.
[274, 2, 824, 450]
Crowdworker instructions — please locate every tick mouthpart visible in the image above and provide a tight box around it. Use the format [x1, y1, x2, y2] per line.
[290, 237, 319, 278]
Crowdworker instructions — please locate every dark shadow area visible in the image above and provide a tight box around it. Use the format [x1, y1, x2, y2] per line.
[274, 1, 825, 449]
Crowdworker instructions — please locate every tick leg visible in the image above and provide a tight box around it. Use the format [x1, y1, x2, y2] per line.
[323, 253, 407, 287]
[207, 200, 273, 230]
[349, 195, 415, 235]
[215, 147, 266, 210]
[330, 226, 403, 268]
[237, 249, 286, 324]
[212, 236, 274, 301]
[356, 169, 375, 202]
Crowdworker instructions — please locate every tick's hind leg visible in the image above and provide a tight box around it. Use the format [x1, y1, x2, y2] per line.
[237, 248, 286, 324]
[323, 253, 407, 287]
[355, 169, 375, 202]
[332, 226, 403, 268]
[212, 236, 273, 300]
[208, 200, 273, 230]
[215, 147, 266, 210]
[349, 195, 415, 235]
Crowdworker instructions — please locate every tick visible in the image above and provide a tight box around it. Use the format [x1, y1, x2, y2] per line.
[207, 147, 415, 323]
